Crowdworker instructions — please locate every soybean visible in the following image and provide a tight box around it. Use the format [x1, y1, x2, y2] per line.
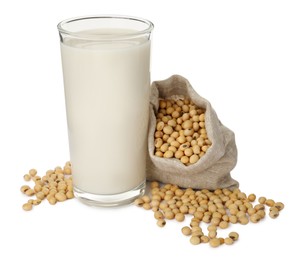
[209, 238, 221, 248]
[229, 232, 239, 241]
[175, 212, 185, 222]
[157, 219, 166, 227]
[224, 237, 234, 245]
[154, 211, 164, 220]
[22, 203, 32, 211]
[190, 236, 201, 245]
[181, 226, 192, 236]
[23, 174, 31, 181]
[274, 202, 284, 211]
[269, 209, 279, 219]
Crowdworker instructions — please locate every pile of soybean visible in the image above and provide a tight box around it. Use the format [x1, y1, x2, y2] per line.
[134, 182, 284, 247]
[154, 98, 211, 165]
[20, 161, 74, 211]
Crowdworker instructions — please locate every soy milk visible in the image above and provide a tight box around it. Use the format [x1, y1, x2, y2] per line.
[60, 29, 151, 195]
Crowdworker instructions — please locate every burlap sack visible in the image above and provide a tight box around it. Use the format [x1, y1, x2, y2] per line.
[146, 75, 238, 190]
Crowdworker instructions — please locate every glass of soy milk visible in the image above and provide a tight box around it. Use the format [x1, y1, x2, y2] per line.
[57, 16, 153, 206]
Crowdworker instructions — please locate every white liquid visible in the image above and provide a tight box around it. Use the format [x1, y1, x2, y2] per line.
[60, 29, 150, 194]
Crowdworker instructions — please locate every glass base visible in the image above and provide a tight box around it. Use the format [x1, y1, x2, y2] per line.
[74, 181, 146, 207]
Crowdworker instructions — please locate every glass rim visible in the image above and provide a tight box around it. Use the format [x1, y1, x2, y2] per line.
[57, 15, 154, 39]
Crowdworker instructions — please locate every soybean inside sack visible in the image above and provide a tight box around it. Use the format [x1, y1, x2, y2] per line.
[146, 75, 238, 190]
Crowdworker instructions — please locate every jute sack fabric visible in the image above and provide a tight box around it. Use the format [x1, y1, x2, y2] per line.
[146, 75, 238, 190]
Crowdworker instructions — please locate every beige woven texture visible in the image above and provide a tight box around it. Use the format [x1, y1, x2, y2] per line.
[146, 75, 238, 190]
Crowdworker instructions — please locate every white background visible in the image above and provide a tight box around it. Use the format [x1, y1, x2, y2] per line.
[0, 0, 298, 259]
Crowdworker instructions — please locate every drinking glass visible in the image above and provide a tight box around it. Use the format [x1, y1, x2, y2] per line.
[57, 16, 153, 206]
